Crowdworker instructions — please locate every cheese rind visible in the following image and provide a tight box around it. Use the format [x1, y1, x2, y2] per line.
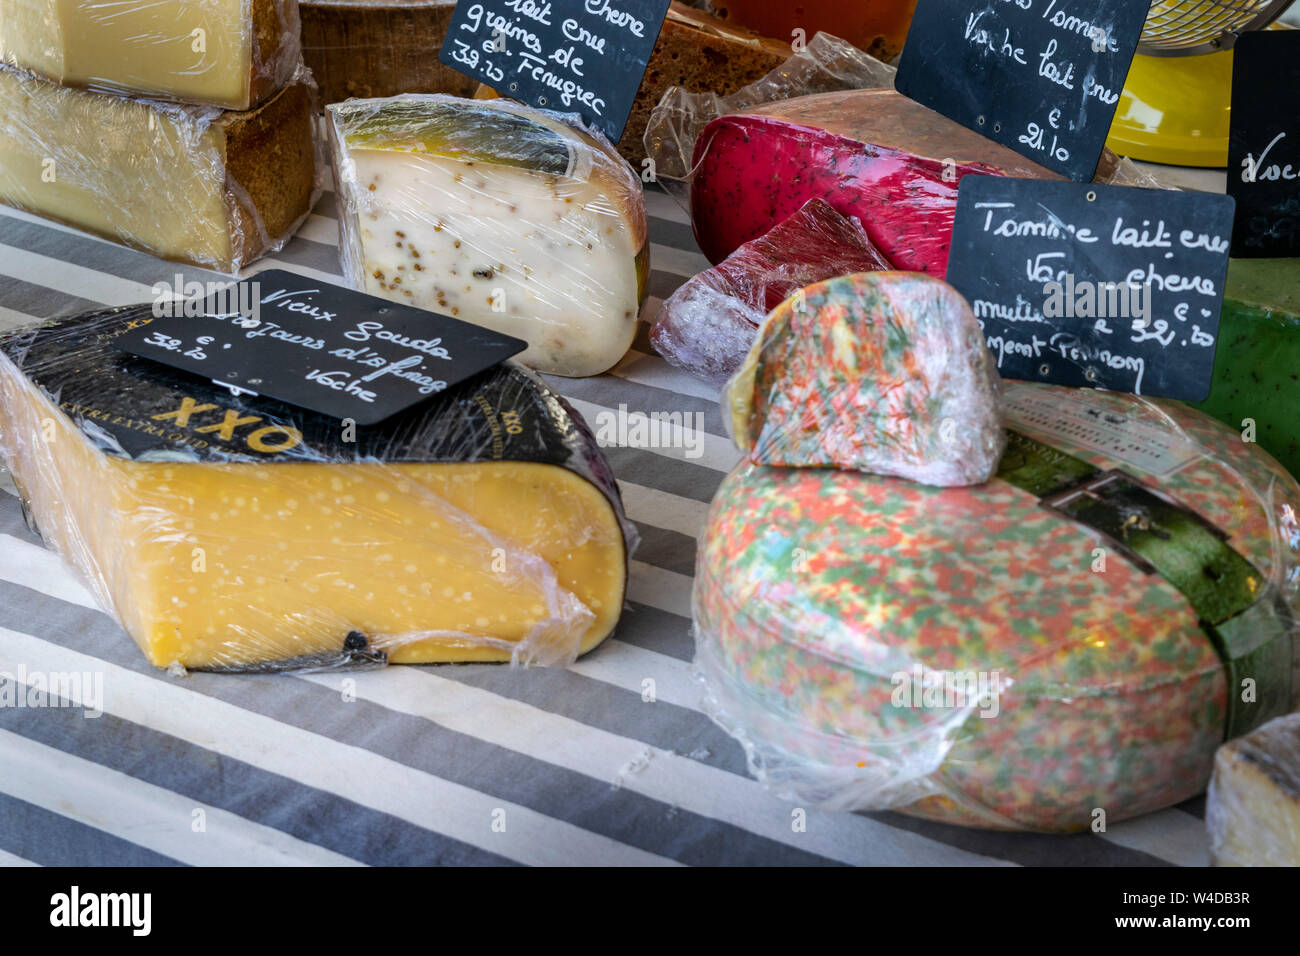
[0, 0, 301, 109]
[300, 0, 476, 105]
[0, 63, 318, 272]
[328, 95, 648, 377]
[1208, 714, 1300, 866]
[0, 306, 632, 670]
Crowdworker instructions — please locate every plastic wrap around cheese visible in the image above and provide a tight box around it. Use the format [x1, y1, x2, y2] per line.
[695, 383, 1300, 832]
[723, 272, 1006, 486]
[690, 88, 1073, 272]
[1207, 714, 1300, 866]
[0, 0, 302, 109]
[328, 95, 649, 378]
[650, 198, 892, 386]
[0, 63, 319, 273]
[0, 307, 634, 672]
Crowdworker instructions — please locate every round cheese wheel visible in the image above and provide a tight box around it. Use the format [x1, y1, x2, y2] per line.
[694, 382, 1300, 831]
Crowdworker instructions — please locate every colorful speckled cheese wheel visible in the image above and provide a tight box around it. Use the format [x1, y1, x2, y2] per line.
[694, 382, 1300, 832]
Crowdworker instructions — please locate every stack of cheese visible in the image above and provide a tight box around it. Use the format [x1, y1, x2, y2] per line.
[0, 0, 318, 272]
[696, 271, 1300, 831]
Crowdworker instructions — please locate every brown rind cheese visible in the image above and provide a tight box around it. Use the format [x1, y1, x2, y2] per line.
[299, 0, 477, 105]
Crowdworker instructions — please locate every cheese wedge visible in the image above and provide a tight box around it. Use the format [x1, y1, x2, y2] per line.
[1208, 715, 1300, 866]
[0, 63, 317, 272]
[0, 0, 301, 109]
[0, 307, 632, 671]
[328, 95, 648, 378]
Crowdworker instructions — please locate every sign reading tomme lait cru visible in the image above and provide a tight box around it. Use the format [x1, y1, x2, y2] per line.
[439, 0, 672, 144]
[895, 0, 1152, 181]
[946, 178, 1236, 402]
[1228, 30, 1300, 258]
[117, 270, 528, 425]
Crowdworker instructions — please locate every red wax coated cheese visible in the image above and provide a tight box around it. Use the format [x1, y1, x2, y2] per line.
[690, 89, 1070, 273]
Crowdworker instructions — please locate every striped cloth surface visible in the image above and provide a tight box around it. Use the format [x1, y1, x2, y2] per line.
[0, 177, 1213, 866]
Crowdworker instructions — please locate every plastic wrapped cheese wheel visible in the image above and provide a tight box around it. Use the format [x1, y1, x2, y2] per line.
[694, 382, 1300, 831]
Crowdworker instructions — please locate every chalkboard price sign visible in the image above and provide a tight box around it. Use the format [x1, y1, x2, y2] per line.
[946, 178, 1236, 402]
[895, 0, 1151, 181]
[1228, 31, 1300, 258]
[439, 0, 672, 144]
[117, 271, 528, 425]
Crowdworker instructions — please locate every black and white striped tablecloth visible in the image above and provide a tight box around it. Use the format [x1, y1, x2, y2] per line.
[0, 178, 1212, 866]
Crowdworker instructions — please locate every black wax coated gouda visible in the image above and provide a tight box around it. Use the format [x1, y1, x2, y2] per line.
[0, 306, 632, 671]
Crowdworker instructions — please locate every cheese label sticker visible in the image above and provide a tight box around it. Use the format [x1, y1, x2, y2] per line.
[1003, 383, 1201, 477]
[117, 270, 528, 426]
[438, 0, 673, 145]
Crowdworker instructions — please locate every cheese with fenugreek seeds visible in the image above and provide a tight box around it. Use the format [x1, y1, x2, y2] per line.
[328, 95, 648, 378]
[0, 0, 301, 109]
[0, 63, 317, 273]
[0, 306, 632, 671]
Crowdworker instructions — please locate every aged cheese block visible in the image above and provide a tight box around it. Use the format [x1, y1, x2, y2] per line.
[0, 64, 317, 273]
[299, 0, 476, 105]
[650, 198, 890, 385]
[0, 306, 632, 671]
[0, 0, 301, 109]
[1187, 258, 1300, 480]
[695, 382, 1299, 831]
[724, 272, 1005, 486]
[711, 0, 918, 61]
[328, 95, 648, 377]
[690, 89, 1073, 272]
[1207, 714, 1300, 866]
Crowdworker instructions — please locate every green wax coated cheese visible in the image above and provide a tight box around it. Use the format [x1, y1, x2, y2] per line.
[1187, 258, 1300, 479]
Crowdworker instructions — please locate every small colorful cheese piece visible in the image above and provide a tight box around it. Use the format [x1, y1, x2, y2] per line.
[328, 95, 649, 378]
[650, 198, 892, 386]
[1208, 714, 1300, 866]
[724, 271, 1005, 486]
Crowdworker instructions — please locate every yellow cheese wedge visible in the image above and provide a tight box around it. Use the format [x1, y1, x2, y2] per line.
[0, 63, 317, 272]
[0, 0, 301, 109]
[1208, 714, 1300, 866]
[0, 307, 631, 670]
